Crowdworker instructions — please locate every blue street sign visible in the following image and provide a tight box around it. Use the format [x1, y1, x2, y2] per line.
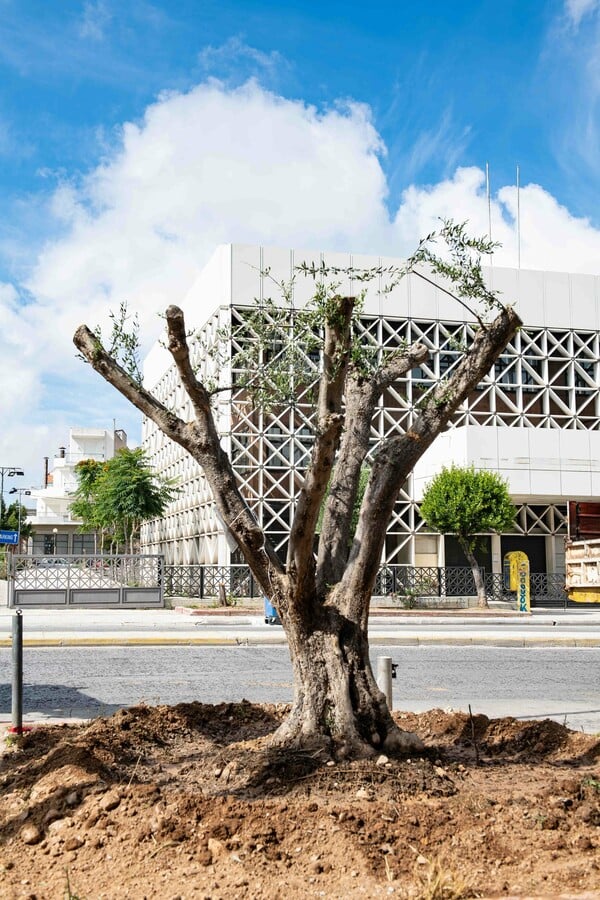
[0, 530, 18, 545]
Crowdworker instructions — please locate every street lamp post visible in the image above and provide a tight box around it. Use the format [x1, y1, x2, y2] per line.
[0, 466, 24, 524]
[9, 487, 31, 551]
[52, 527, 58, 555]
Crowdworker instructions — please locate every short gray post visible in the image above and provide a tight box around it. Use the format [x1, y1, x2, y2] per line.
[11, 610, 23, 733]
[377, 655, 393, 710]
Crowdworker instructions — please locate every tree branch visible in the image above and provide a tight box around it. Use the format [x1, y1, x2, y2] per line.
[74, 317, 285, 599]
[74, 325, 188, 437]
[165, 305, 213, 420]
[412, 268, 486, 328]
[287, 296, 354, 597]
[375, 342, 429, 392]
[337, 305, 522, 617]
[316, 341, 428, 595]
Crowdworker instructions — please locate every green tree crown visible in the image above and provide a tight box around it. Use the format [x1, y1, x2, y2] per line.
[71, 448, 178, 552]
[420, 464, 515, 550]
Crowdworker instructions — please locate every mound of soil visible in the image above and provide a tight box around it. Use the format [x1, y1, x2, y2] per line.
[1, 703, 599, 899]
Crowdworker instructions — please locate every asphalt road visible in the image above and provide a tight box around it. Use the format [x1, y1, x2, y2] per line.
[1, 644, 599, 733]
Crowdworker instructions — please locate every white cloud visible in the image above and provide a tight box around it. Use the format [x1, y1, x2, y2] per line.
[78, 0, 112, 41]
[391, 166, 600, 273]
[541, 4, 600, 186]
[198, 36, 287, 82]
[5, 79, 600, 484]
[25, 81, 388, 358]
[564, 0, 600, 28]
[0, 282, 42, 419]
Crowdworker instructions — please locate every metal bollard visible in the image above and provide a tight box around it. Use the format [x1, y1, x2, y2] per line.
[377, 655, 393, 710]
[11, 610, 23, 734]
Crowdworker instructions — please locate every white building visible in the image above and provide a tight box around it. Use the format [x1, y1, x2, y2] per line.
[29, 427, 127, 554]
[141, 244, 600, 578]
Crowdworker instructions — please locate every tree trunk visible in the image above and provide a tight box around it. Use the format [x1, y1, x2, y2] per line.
[272, 588, 423, 758]
[462, 543, 488, 608]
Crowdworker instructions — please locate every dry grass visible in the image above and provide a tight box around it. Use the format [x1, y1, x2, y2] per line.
[412, 855, 477, 900]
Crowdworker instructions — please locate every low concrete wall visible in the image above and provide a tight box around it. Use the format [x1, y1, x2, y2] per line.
[373, 595, 517, 610]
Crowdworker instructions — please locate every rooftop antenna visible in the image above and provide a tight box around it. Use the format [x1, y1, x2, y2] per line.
[516, 164, 521, 269]
[485, 162, 493, 267]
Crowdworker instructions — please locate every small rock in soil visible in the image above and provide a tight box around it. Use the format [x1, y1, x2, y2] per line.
[64, 836, 84, 851]
[20, 824, 42, 846]
[42, 807, 62, 825]
[207, 837, 225, 859]
[100, 791, 121, 812]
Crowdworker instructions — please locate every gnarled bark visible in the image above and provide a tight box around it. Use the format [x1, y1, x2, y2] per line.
[271, 585, 422, 757]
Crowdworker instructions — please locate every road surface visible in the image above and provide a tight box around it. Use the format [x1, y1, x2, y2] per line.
[1, 643, 599, 733]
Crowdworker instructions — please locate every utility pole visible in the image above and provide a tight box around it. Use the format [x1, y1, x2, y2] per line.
[9, 487, 32, 551]
[0, 466, 24, 525]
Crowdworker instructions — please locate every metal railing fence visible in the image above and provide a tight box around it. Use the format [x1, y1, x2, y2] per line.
[164, 564, 259, 601]
[8, 554, 164, 608]
[164, 563, 570, 607]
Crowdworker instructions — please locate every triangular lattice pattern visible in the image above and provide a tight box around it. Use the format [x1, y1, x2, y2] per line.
[142, 308, 593, 564]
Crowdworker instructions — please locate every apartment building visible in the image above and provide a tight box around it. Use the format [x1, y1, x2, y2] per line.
[28, 427, 127, 554]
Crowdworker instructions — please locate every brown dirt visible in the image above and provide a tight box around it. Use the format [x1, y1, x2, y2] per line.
[1, 703, 599, 900]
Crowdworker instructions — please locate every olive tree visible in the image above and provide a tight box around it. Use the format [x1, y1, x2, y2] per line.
[74, 222, 521, 759]
[420, 465, 515, 608]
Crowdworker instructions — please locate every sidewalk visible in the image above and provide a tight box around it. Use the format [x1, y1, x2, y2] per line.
[1, 602, 600, 646]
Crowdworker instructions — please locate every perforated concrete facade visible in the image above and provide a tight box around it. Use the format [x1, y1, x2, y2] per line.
[141, 244, 600, 572]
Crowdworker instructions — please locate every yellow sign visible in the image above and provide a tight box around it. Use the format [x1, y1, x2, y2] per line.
[503, 551, 530, 613]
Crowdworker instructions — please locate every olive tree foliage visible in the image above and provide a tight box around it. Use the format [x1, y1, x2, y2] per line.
[420, 465, 516, 608]
[74, 221, 522, 759]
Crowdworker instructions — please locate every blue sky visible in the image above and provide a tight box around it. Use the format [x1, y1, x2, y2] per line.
[2, 0, 600, 490]
[0, 1, 587, 230]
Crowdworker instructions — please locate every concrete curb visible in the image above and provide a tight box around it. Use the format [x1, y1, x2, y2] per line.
[0, 636, 278, 647]
[173, 605, 530, 618]
[2, 635, 599, 648]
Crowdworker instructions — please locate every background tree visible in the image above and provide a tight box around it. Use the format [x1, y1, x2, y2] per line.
[420, 465, 515, 608]
[74, 221, 522, 759]
[1, 500, 33, 550]
[97, 447, 178, 553]
[71, 449, 177, 553]
[70, 459, 104, 552]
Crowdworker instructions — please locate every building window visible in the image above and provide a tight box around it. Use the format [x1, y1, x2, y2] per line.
[72, 533, 97, 554]
[574, 358, 595, 393]
[495, 355, 517, 388]
[521, 355, 544, 392]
